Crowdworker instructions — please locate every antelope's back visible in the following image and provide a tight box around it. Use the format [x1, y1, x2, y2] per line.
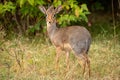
[53, 26, 91, 54]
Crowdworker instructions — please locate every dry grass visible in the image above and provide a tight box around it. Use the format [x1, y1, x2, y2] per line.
[0, 36, 120, 80]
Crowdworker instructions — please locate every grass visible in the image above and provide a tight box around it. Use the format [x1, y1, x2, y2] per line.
[0, 22, 120, 80]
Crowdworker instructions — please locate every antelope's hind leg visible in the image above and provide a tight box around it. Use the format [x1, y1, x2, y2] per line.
[77, 53, 91, 77]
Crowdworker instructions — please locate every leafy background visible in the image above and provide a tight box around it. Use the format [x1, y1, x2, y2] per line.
[0, 0, 90, 37]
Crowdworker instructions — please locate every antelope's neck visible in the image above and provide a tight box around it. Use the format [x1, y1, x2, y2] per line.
[47, 23, 58, 40]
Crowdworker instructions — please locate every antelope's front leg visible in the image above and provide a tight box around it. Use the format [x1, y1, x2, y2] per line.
[66, 51, 70, 71]
[55, 47, 62, 69]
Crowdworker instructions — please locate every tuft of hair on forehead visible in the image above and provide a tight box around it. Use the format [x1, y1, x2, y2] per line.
[46, 5, 63, 15]
[47, 5, 54, 12]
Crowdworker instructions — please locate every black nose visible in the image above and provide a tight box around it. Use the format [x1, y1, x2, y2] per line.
[48, 21, 51, 24]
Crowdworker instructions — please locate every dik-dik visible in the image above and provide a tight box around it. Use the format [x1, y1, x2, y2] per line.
[39, 5, 91, 77]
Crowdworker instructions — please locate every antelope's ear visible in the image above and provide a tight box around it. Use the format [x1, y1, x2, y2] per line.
[39, 6, 46, 14]
[54, 5, 63, 14]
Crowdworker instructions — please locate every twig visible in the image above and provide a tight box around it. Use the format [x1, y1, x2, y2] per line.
[112, 0, 117, 48]
[118, 0, 120, 9]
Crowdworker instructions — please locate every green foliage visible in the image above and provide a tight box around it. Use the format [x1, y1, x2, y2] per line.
[56, 1, 90, 26]
[19, 0, 27, 7]
[28, 0, 34, 6]
[20, 5, 38, 17]
[18, 0, 45, 7]
[19, 0, 45, 17]
[53, 0, 62, 6]
[0, 2, 16, 15]
[91, 2, 104, 11]
[27, 22, 40, 33]
[0, 0, 90, 36]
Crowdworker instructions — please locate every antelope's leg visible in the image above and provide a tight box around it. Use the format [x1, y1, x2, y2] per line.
[55, 47, 62, 69]
[85, 54, 91, 77]
[77, 53, 87, 77]
[78, 53, 91, 77]
[66, 51, 70, 70]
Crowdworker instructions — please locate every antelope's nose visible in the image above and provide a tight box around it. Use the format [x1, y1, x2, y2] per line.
[48, 21, 51, 24]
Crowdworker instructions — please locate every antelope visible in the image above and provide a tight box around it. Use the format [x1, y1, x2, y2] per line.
[39, 5, 91, 77]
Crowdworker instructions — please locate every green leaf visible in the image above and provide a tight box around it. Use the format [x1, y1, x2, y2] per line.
[75, 6, 80, 17]
[20, 6, 30, 16]
[20, 0, 27, 7]
[83, 11, 90, 15]
[35, 0, 45, 5]
[34, 22, 40, 30]
[0, 4, 3, 14]
[81, 4, 88, 11]
[2, 2, 16, 14]
[53, 0, 62, 7]
[80, 13, 88, 22]
[27, 0, 34, 6]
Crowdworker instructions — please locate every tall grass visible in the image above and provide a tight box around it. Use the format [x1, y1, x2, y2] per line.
[0, 22, 120, 80]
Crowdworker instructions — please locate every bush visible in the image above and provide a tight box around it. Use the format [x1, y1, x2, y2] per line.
[0, 0, 90, 37]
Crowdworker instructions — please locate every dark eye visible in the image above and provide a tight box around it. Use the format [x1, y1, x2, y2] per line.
[52, 14, 56, 18]
[54, 15, 56, 17]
